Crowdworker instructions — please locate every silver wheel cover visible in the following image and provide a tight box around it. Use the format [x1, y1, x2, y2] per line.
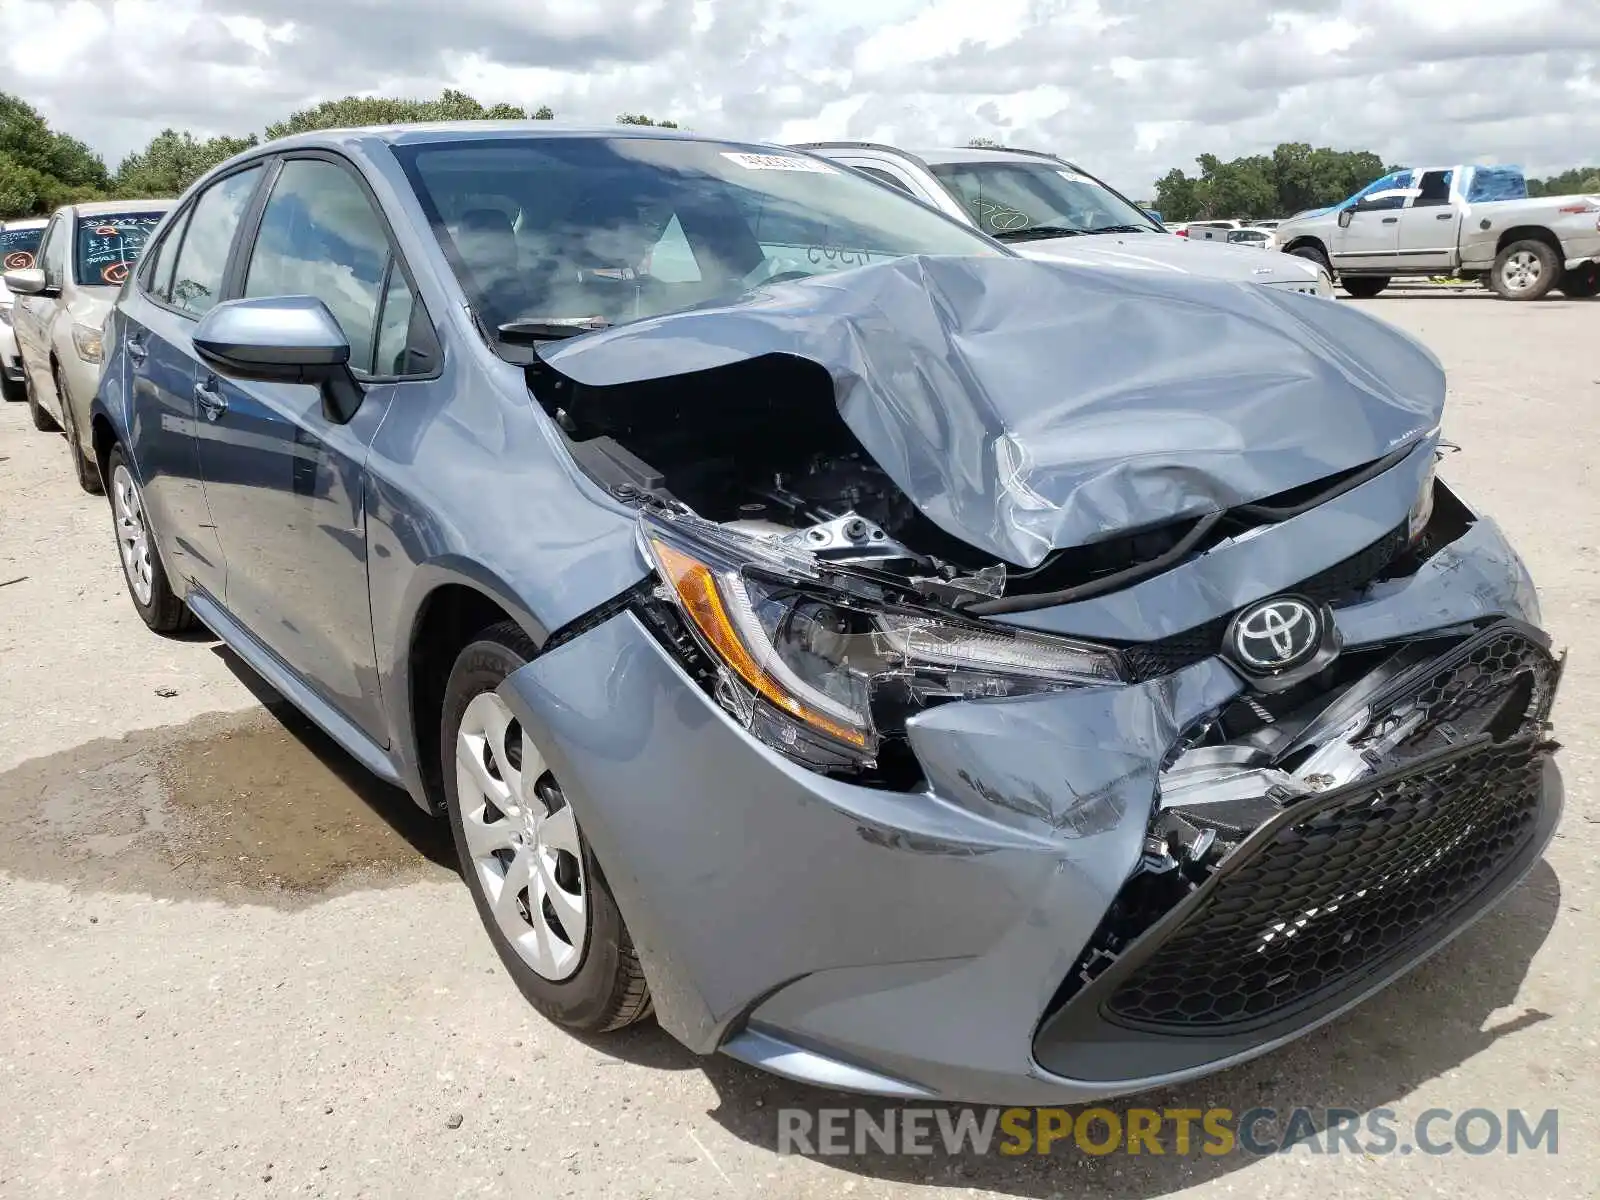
[112, 464, 155, 606]
[1501, 250, 1544, 293]
[456, 691, 588, 981]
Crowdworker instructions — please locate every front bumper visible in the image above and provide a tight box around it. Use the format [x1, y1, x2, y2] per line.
[497, 507, 1560, 1105]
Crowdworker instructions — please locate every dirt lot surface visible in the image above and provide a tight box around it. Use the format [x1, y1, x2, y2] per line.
[1, 291, 1596, 1198]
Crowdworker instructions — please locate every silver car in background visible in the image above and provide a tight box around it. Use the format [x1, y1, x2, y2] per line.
[6, 198, 174, 490]
[0, 217, 48, 404]
[798, 143, 1333, 296]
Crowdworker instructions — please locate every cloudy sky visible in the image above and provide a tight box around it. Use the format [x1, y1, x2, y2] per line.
[4, 0, 1596, 196]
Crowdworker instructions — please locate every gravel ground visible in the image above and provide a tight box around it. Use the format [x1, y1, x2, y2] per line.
[1, 291, 1596, 1199]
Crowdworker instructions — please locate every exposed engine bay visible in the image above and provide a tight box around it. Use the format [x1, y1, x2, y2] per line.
[531, 349, 1442, 613]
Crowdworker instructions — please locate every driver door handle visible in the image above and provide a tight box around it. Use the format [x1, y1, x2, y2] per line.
[1382, 217, 1398, 224]
[1436, 212, 1455, 220]
[194, 377, 228, 422]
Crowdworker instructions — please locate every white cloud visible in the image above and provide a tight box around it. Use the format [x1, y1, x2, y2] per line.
[1, 0, 1593, 197]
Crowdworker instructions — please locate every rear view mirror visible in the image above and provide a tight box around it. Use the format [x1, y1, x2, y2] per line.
[192, 295, 364, 423]
[4, 267, 47, 296]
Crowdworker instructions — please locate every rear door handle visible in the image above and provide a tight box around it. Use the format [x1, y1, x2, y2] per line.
[194, 377, 228, 422]
[1382, 217, 1399, 224]
[126, 335, 148, 364]
[1436, 212, 1454, 220]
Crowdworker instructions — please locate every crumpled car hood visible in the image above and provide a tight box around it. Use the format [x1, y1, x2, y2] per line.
[539, 254, 1445, 568]
[1012, 233, 1321, 284]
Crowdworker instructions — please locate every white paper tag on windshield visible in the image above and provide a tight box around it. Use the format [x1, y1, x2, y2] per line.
[722, 151, 836, 173]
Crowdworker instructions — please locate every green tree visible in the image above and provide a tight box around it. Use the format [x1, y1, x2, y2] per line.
[264, 89, 553, 139]
[114, 129, 259, 197]
[0, 92, 110, 213]
[1528, 166, 1600, 197]
[616, 113, 679, 128]
[1154, 143, 1393, 221]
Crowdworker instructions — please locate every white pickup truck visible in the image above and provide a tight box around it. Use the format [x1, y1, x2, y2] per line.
[1270, 164, 1600, 300]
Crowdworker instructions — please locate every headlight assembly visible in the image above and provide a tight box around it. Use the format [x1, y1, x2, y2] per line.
[639, 512, 1123, 773]
[1408, 454, 1439, 543]
[71, 322, 103, 364]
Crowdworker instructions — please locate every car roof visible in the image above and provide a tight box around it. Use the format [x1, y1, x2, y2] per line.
[67, 198, 176, 217]
[0, 217, 49, 230]
[797, 141, 1077, 168]
[257, 120, 718, 152]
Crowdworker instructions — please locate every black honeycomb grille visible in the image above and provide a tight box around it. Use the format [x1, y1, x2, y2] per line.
[1113, 523, 1408, 681]
[1104, 739, 1547, 1030]
[1391, 627, 1558, 753]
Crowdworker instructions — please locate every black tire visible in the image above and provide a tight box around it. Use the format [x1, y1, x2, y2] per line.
[1288, 244, 1331, 274]
[441, 620, 652, 1034]
[104, 443, 193, 633]
[24, 368, 59, 432]
[55, 364, 102, 493]
[1, 373, 23, 403]
[1341, 276, 1390, 299]
[1490, 239, 1560, 300]
[1557, 262, 1599, 299]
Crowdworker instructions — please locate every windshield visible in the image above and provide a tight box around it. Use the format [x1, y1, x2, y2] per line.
[1, 227, 44, 271]
[394, 137, 1005, 336]
[926, 160, 1162, 240]
[75, 213, 164, 287]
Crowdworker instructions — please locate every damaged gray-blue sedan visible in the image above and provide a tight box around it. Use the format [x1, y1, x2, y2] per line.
[91, 125, 1563, 1104]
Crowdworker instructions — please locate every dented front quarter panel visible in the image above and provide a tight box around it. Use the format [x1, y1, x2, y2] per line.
[493, 482, 1549, 1102]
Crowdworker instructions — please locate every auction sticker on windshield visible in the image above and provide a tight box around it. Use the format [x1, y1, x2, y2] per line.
[722, 152, 837, 173]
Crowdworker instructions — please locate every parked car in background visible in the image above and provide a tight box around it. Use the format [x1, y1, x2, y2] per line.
[797, 143, 1331, 295]
[4, 199, 174, 489]
[0, 217, 48, 404]
[90, 124, 1559, 1104]
[1270, 164, 1600, 299]
[1227, 228, 1271, 248]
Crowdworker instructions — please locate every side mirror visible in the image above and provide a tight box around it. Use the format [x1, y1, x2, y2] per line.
[4, 267, 48, 296]
[192, 295, 364, 424]
[1337, 208, 1354, 229]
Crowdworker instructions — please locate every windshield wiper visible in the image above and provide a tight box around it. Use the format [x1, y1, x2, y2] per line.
[497, 318, 610, 344]
[993, 225, 1087, 242]
[1084, 224, 1156, 234]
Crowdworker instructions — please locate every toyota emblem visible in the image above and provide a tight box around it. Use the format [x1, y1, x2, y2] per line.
[1230, 597, 1320, 672]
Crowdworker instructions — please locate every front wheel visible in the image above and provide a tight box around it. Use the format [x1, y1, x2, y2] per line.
[441, 621, 652, 1034]
[105, 445, 192, 633]
[56, 364, 102, 493]
[1341, 276, 1390, 298]
[1288, 244, 1331, 274]
[1, 372, 23, 403]
[1491, 239, 1560, 300]
[24, 368, 59, 432]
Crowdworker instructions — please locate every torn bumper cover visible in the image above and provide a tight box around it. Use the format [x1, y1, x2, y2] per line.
[496, 497, 1563, 1104]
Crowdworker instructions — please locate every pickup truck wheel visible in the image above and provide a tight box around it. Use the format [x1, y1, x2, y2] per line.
[1288, 245, 1331, 273]
[1341, 276, 1389, 299]
[1491, 240, 1560, 300]
[1556, 263, 1599, 299]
